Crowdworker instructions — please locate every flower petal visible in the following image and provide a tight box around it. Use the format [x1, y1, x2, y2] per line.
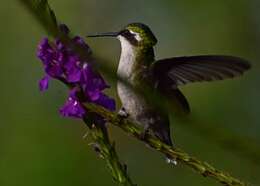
[60, 97, 85, 118]
[37, 38, 55, 65]
[44, 62, 63, 78]
[39, 76, 49, 91]
[86, 89, 101, 101]
[94, 93, 116, 111]
[63, 55, 82, 83]
[81, 64, 110, 98]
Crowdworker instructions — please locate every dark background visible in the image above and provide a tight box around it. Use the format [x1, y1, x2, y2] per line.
[0, 0, 259, 185]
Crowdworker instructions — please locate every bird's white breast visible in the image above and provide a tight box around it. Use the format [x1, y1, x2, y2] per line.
[116, 35, 146, 119]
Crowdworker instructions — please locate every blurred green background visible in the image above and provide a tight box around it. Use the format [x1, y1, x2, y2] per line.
[0, 0, 259, 185]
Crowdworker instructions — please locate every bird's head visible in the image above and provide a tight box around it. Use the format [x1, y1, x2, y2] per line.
[87, 23, 157, 48]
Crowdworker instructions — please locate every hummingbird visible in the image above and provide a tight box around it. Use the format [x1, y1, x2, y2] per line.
[88, 23, 251, 162]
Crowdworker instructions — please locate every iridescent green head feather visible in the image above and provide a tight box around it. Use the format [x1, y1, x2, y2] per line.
[122, 23, 158, 47]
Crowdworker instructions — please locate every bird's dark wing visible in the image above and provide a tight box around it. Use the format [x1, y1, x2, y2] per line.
[151, 55, 251, 87]
[150, 55, 251, 114]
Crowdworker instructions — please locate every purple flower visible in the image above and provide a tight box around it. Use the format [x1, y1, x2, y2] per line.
[37, 38, 63, 80]
[37, 37, 86, 85]
[81, 63, 109, 101]
[94, 93, 116, 111]
[37, 38, 54, 64]
[59, 88, 85, 118]
[60, 97, 85, 118]
[37, 25, 116, 122]
[39, 75, 49, 91]
[63, 55, 82, 83]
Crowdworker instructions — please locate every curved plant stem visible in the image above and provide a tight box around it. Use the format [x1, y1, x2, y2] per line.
[84, 103, 249, 186]
[83, 119, 136, 186]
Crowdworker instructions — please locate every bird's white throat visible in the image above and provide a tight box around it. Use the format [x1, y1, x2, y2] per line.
[117, 35, 136, 80]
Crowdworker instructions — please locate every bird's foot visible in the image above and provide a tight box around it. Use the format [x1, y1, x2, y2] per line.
[117, 107, 129, 125]
[117, 107, 129, 118]
[166, 157, 178, 165]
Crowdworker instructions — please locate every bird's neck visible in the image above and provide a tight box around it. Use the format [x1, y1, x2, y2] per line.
[117, 36, 155, 81]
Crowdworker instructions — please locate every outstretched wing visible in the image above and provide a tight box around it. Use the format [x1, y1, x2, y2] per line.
[151, 55, 251, 114]
[152, 55, 251, 87]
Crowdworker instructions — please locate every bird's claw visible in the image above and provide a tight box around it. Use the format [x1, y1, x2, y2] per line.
[166, 157, 178, 165]
[117, 107, 129, 118]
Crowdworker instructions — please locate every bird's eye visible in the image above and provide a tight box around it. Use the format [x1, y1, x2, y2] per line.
[122, 30, 132, 37]
[120, 29, 140, 45]
[129, 30, 142, 41]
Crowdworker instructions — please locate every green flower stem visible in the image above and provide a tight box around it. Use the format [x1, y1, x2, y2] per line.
[84, 103, 248, 186]
[83, 117, 136, 186]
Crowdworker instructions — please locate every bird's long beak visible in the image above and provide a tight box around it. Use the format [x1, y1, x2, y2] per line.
[87, 32, 119, 38]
